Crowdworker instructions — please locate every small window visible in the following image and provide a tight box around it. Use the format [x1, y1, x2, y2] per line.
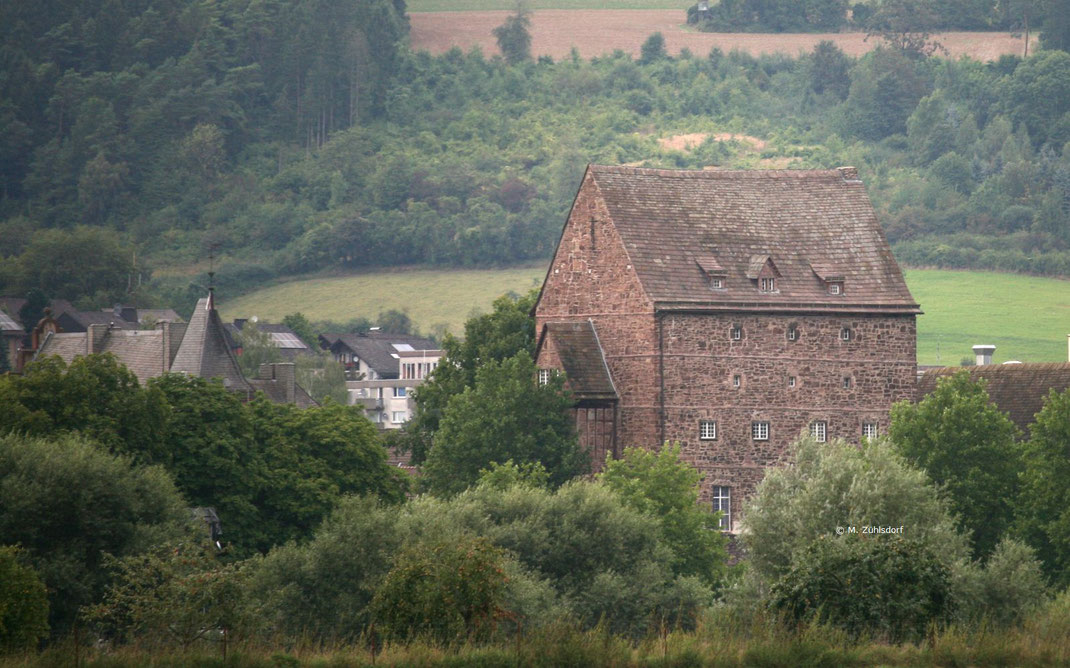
[843, 376, 852, 389]
[733, 374, 741, 388]
[391, 410, 407, 424]
[863, 422, 879, 439]
[394, 386, 407, 398]
[760, 277, 775, 292]
[538, 369, 551, 385]
[712, 486, 731, 531]
[788, 376, 796, 388]
[829, 282, 842, 295]
[752, 421, 769, 441]
[699, 420, 717, 440]
[731, 326, 742, 341]
[710, 277, 724, 289]
[810, 421, 827, 443]
[787, 324, 798, 341]
[840, 327, 852, 341]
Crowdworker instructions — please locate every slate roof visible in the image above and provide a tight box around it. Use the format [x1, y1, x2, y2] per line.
[248, 378, 318, 408]
[916, 363, 1070, 436]
[582, 165, 918, 312]
[35, 328, 171, 384]
[58, 309, 138, 332]
[0, 312, 21, 333]
[171, 298, 253, 393]
[539, 320, 617, 401]
[331, 331, 438, 377]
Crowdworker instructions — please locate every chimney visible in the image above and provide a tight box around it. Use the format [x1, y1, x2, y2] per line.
[87, 324, 108, 354]
[276, 362, 296, 404]
[158, 321, 171, 373]
[973, 344, 996, 366]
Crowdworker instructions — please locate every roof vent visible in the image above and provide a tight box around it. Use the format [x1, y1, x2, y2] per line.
[973, 344, 996, 366]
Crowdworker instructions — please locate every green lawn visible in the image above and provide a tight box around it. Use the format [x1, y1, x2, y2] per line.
[407, 0, 688, 11]
[222, 266, 1070, 363]
[908, 269, 1070, 366]
[220, 266, 547, 335]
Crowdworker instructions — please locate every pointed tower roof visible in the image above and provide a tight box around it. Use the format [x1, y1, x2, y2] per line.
[170, 297, 252, 393]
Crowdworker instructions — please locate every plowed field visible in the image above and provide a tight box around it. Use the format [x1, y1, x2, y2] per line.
[410, 10, 1031, 61]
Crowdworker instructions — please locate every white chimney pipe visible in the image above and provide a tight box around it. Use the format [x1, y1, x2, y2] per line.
[973, 344, 996, 366]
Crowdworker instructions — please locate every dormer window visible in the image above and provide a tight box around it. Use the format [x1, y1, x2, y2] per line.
[710, 276, 725, 290]
[829, 282, 843, 295]
[695, 255, 727, 291]
[760, 277, 775, 292]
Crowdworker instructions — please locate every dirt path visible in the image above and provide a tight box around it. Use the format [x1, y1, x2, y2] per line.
[410, 10, 1031, 61]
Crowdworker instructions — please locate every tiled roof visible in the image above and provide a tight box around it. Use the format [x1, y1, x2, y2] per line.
[540, 320, 617, 401]
[133, 308, 185, 324]
[332, 332, 437, 377]
[34, 332, 87, 364]
[916, 363, 1070, 436]
[586, 165, 918, 311]
[171, 298, 252, 393]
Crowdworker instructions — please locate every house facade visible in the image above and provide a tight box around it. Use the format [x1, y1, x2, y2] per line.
[323, 331, 442, 427]
[534, 165, 919, 530]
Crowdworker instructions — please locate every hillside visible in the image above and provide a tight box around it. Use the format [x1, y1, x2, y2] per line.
[219, 267, 1070, 365]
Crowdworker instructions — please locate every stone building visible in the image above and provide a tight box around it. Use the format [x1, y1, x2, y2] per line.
[534, 165, 919, 530]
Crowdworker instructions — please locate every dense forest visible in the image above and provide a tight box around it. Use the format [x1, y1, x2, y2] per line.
[0, 0, 1069, 311]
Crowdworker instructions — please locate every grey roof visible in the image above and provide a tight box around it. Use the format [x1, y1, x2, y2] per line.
[538, 320, 617, 401]
[331, 331, 437, 377]
[58, 310, 138, 332]
[248, 378, 318, 408]
[0, 312, 20, 332]
[35, 328, 172, 385]
[171, 298, 252, 393]
[579, 165, 918, 311]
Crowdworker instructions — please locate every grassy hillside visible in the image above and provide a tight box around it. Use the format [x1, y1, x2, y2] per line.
[222, 267, 1070, 364]
[406, 0, 687, 11]
[220, 267, 547, 335]
[908, 269, 1070, 366]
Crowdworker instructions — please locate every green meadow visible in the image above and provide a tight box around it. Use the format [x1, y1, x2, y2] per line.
[908, 269, 1070, 366]
[222, 267, 1070, 365]
[220, 266, 547, 335]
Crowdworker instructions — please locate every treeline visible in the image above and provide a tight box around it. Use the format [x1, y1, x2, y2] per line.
[1, 1, 1070, 311]
[687, 0, 1068, 35]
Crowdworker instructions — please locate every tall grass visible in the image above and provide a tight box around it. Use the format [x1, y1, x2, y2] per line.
[8, 597, 1070, 667]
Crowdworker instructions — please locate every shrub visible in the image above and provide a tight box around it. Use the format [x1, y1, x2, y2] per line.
[770, 534, 953, 642]
[369, 537, 510, 643]
[0, 546, 49, 654]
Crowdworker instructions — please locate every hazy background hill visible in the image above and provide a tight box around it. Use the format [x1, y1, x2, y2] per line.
[1, 0, 1068, 344]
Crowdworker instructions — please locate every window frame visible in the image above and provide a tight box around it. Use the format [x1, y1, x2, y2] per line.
[733, 374, 741, 388]
[843, 376, 852, 389]
[537, 369, 551, 386]
[394, 386, 407, 398]
[730, 325, 743, 341]
[760, 277, 775, 292]
[829, 282, 843, 295]
[840, 327, 852, 341]
[862, 422, 879, 439]
[752, 421, 769, 441]
[810, 420, 827, 443]
[712, 486, 731, 531]
[391, 410, 407, 424]
[699, 420, 717, 440]
[787, 324, 798, 341]
[788, 375, 796, 388]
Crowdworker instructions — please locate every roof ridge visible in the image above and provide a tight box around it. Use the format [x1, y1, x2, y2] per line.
[588, 164, 848, 179]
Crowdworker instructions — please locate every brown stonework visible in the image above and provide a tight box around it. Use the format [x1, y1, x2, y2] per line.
[534, 165, 919, 530]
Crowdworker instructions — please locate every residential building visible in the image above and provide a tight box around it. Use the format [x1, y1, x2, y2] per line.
[327, 331, 442, 427]
[534, 165, 919, 529]
[32, 293, 315, 407]
[225, 319, 311, 360]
